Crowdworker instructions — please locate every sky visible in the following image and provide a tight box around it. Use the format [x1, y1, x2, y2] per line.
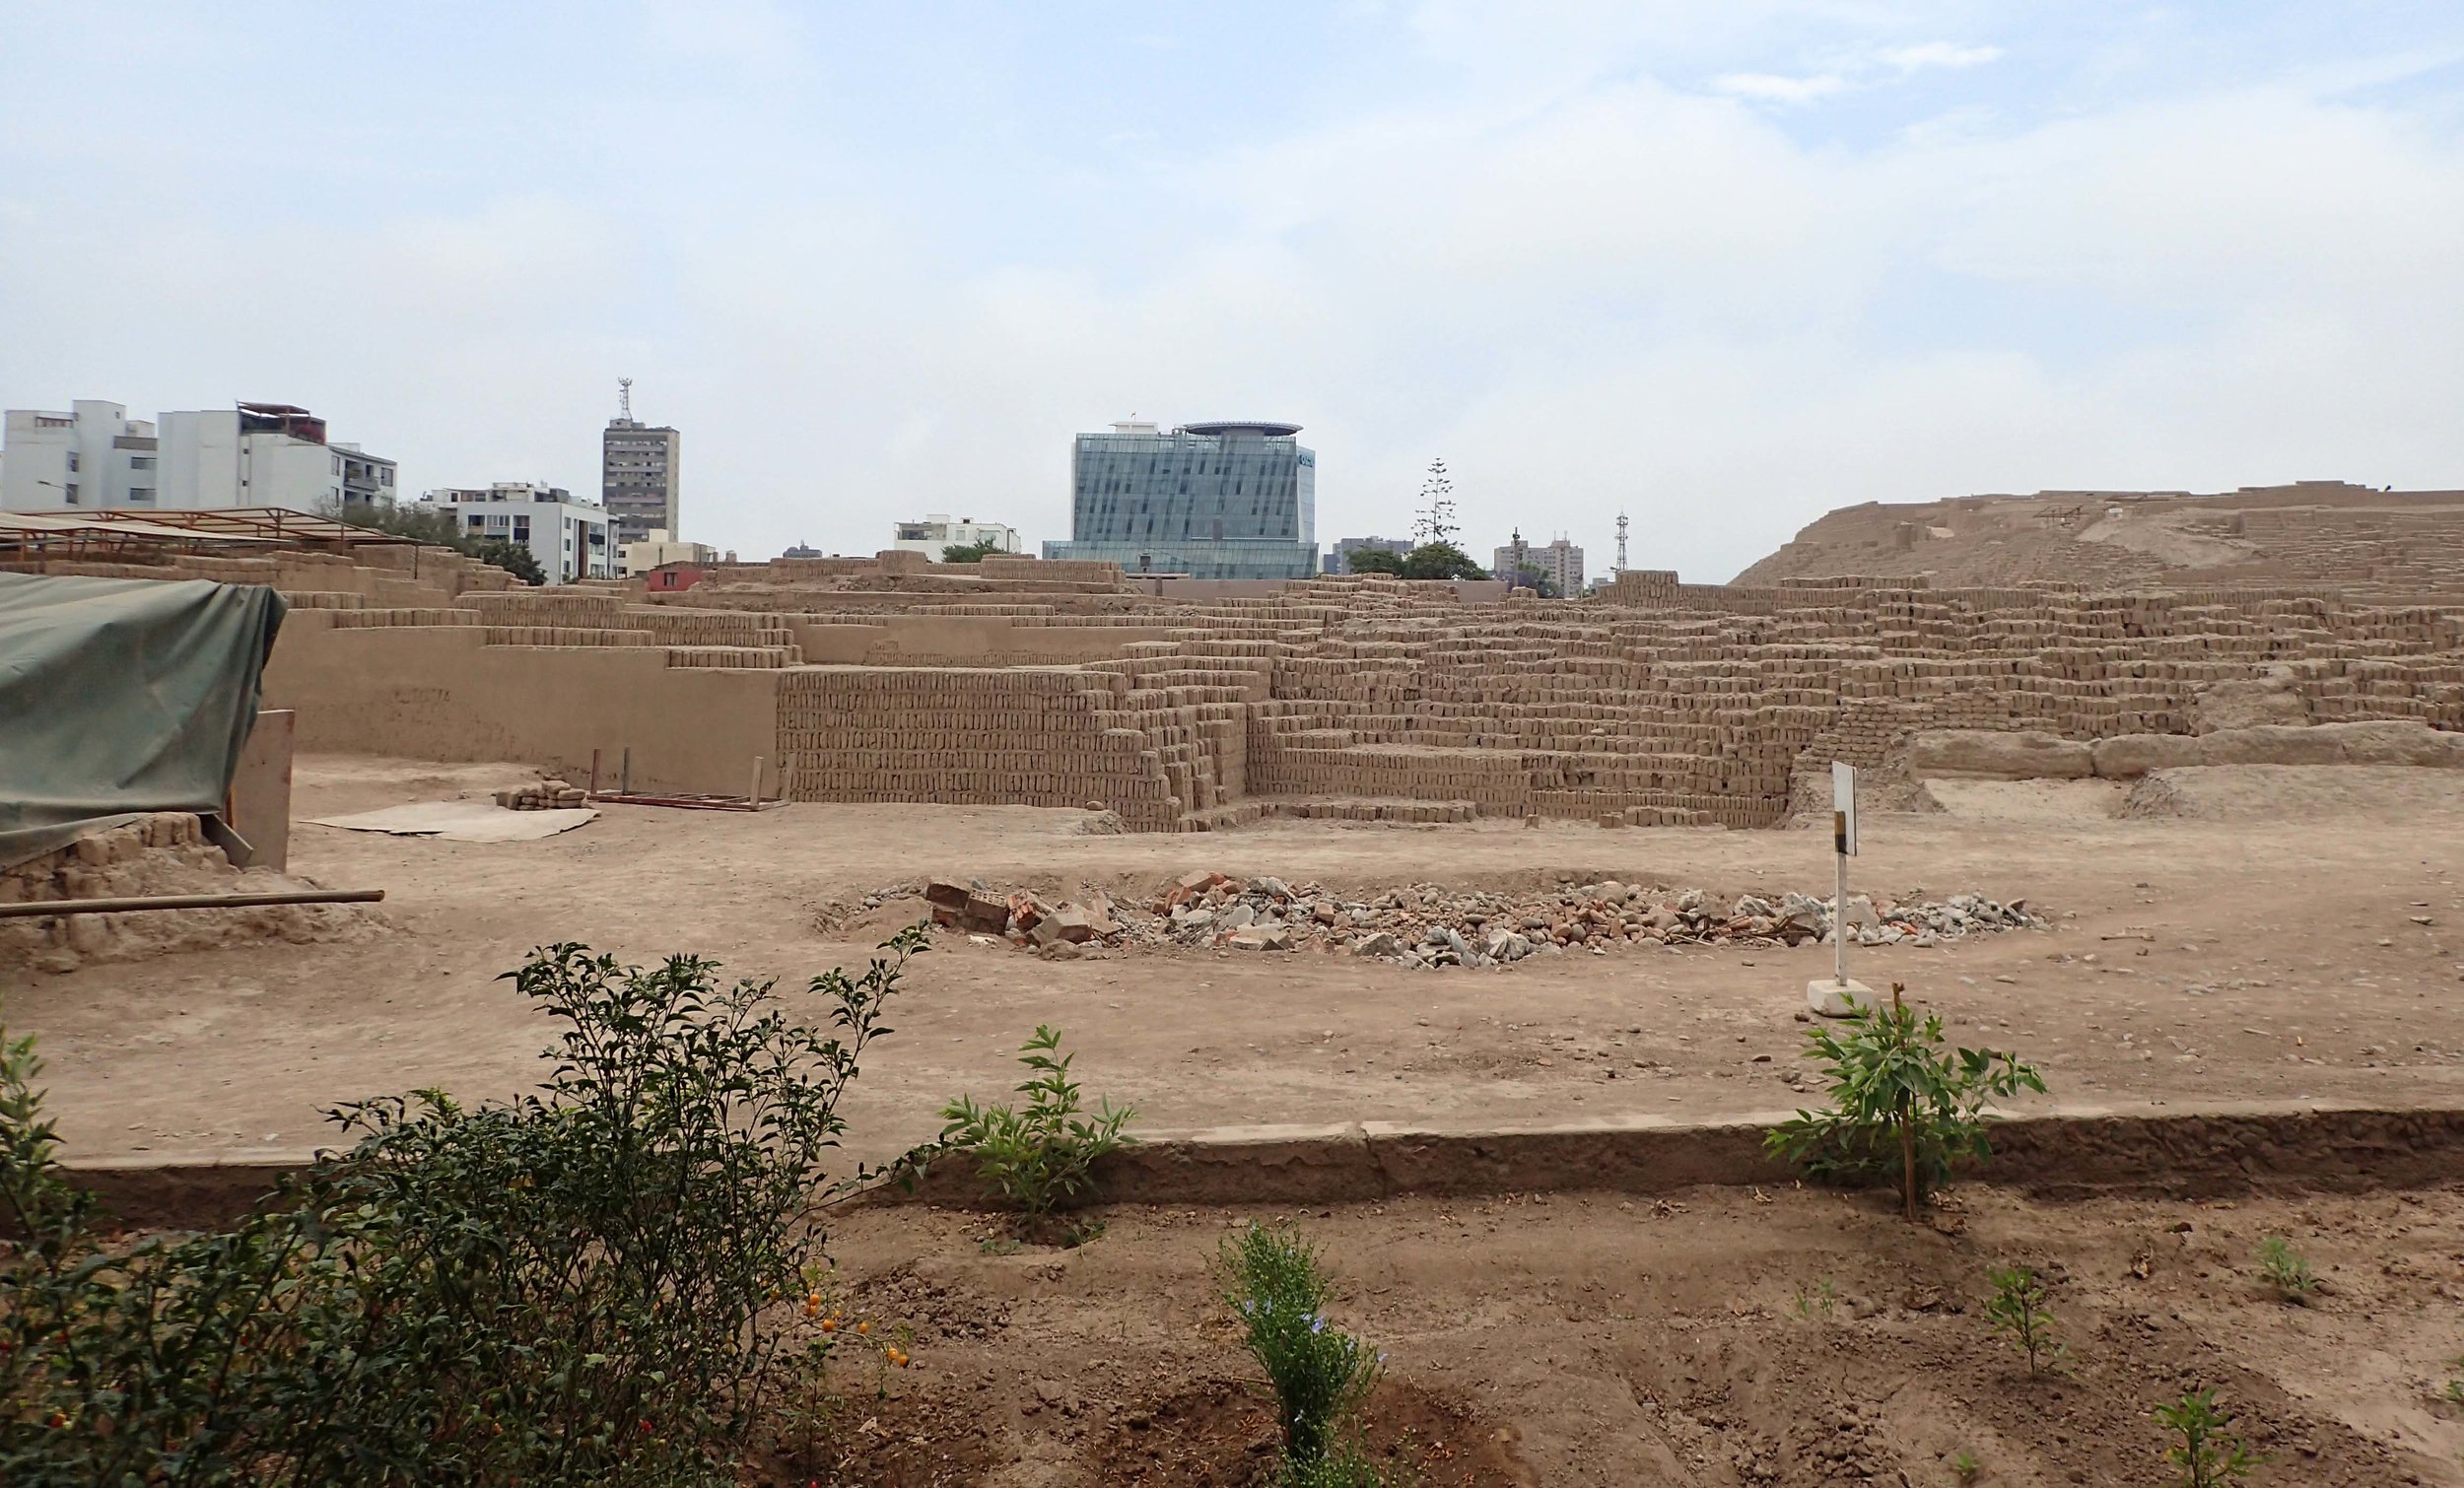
[3, 2, 2461, 582]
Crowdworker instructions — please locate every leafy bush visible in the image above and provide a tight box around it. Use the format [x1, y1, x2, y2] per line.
[0, 927, 924, 1486]
[2155, 1387, 2260, 1486]
[1766, 982, 2046, 1220]
[937, 1024, 1132, 1242]
[1985, 1264, 2063, 1378]
[2255, 1235, 2317, 1301]
[1219, 1224, 1390, 1477]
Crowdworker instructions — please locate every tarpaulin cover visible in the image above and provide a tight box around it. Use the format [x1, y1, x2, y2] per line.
[0, 573, 286, 869]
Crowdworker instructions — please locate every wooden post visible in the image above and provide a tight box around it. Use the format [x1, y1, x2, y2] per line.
[588, 748, 601, 797]
[747, 756, 765, 809]
[620, 746, 632, 795]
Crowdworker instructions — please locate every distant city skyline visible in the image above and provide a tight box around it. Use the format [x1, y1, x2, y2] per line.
[4, 3, 2460, 580]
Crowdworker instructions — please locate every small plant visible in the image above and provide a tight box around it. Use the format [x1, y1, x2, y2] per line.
[1766, 982, 2047, 1221]
[772, 1259, 917, 1474]
[1951, 1448, 1984, 1483]
[2256, 1235, 2318, 1301]
[939, 1024, 1134, 1242]
[1984, 1264, 2064, 1378]
[2156, 1387, 2261, 1486]
[1793, 1279, 1838, 1319]
[2442, 1353, 2464, 1404]
[1220, 1224, 1390, 1476]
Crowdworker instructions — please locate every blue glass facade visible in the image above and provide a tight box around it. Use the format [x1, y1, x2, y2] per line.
[1042, 421, 1318, 579]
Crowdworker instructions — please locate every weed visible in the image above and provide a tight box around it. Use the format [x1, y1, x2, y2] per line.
[938, 1024, 1134, 1241]
[771, 1259, 916, 1475]
[1284, 1433, 1420, 1487]
[2256, 1235, 2318, 1302]
[1766, 981, 2046, 1221]
[1984, 1264, 2064, 1378]
[1220, 1224, 1386, 1471]
[1951, 1448, 1984, 1483]
[1793, 1279, 1838, 1319]
[0, 927, 924, 1486]
[2155, 1387, 2261, 1486]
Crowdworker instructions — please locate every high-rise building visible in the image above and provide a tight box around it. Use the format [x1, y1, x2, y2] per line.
[2, 399, 394, 513]
[1041, 419, 1318, 579]
[601, 380, 680, 546]
[1493, 537, 1585, 595]
[420, 482, 612, 583]
[1324, 535, 1411, 574]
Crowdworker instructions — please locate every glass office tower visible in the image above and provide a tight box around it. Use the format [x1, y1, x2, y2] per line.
[1042, 420, 1319, 579]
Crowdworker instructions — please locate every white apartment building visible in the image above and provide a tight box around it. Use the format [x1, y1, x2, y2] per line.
[892, 513, 1021, 559]
[421, 483, 612, 584]
[1, 399, 395, 514]
[0, 402, 161, 509]
[1491, 536, 1585, 596]
[619, 528, 720, 576]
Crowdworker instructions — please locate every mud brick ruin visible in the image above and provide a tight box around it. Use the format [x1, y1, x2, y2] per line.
[13, 484, 2464, 833]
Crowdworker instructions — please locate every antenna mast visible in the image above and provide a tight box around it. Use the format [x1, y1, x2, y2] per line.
[617, 377, 635, 422]
[1615, 510, 1629, 574]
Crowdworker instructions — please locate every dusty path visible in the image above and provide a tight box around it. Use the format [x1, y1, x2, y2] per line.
[14, 756, 2464, 1167]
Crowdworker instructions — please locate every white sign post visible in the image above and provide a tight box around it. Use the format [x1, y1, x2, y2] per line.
[1808, 761, 1874, 1017]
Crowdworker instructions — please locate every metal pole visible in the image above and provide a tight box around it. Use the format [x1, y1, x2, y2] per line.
[0, 888, 384, 919]
[588, 748, 601, 797]
[1833, 845, 1847, 987]
[620, 746, 632, 795]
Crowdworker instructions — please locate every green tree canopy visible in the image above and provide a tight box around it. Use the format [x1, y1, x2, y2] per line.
[1399, 541, 1491, 580]
[326, 497, 548, 585]
[1343, 548, 1406, 575]
[940, 537, 1007, 563]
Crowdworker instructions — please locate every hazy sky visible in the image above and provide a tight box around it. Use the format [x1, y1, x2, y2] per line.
[4, 2, 2461, 580]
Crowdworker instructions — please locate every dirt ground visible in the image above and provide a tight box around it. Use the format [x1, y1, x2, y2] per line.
[777, 1181, 2464, 1486]
[11, 754, 2464, 1168]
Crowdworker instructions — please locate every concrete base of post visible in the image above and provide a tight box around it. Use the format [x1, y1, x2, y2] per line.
[1806, 977, 1877, 1019]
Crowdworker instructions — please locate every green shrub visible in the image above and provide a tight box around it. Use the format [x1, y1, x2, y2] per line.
[1220, 1224, 1386, 1473]
[937, 1024, 1132, 1242]
[2255, 1235, 2318, 1301]
[2155, 1387, 2260, 1486]
[0, 927, 924, 1486]
[1766, 982, 2045, 1220]
[1984, 1264, 2063, 1378]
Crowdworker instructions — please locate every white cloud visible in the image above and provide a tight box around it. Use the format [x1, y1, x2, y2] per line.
[1713, 71, 1852, 103]
[1876, 41, 2004, 73]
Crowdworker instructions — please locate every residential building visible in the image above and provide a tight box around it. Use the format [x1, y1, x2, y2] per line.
[892, 513, 1022, 559]
[1041, 419, 1318, 579]
[1, 401, 158, 509]
[2, 399, 393, 514]
[619, 528, 718, 576]
[1324, 535, 1411, 575]
[1491, 536, 1585, 595]
[602, 385, 680, 546]
[420, 482, 611, 584]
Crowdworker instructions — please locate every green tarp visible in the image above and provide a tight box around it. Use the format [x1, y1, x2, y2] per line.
[0, 573, 286, 869]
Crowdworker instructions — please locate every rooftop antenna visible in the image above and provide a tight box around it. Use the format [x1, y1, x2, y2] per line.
[1615, 511, 1629, 574]
[617, 377, 635, 422]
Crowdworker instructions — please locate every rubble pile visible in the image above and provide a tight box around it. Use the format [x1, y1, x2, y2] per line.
[918, 870, 2042, 969]
[495, 778, 588, 811]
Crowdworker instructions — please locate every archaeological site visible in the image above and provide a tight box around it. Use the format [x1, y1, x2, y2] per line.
[8, 482, 2464, 1485]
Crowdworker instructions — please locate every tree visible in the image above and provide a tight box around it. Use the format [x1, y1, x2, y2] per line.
[1343, 548, 1406, 576]
[1410, 458, 1458, 547]
[1506, 567, 1562, 597]
[1400, 541, 1490, 580]
[940, 538, 1006, 563]
[472, 536, 546, 585]
[326, 496, 546, 585]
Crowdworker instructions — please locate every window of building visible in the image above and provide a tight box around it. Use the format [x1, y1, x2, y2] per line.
[65, 451, 80, 473]
[128, 487, 155, 503]
[63, 484, 80, 504]
[129, 455, 154, 470]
